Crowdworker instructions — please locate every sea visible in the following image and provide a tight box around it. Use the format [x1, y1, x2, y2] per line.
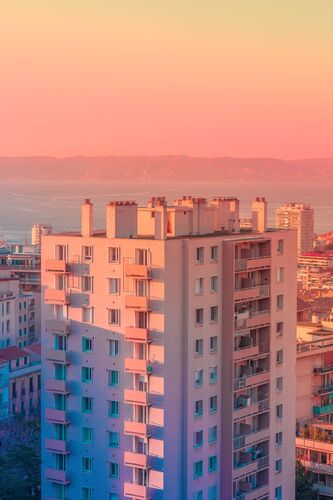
[0, 180, 332, 243]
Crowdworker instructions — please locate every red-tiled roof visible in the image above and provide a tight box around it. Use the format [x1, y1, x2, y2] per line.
[0, 346, 28, 362]
[25, 343, 41, 355]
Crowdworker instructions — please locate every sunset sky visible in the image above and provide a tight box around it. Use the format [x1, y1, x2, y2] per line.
[1, 1, 332, 159]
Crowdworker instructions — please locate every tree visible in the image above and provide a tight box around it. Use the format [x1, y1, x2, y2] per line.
[295, 460, 317, 500]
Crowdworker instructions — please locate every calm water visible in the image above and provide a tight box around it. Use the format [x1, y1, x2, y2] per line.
[0, 180, 331, 242]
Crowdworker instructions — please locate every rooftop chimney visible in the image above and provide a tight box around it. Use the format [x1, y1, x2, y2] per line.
[106, 201, 137, 238]
[81, 199, 93, 237]
[252, 197, 267, 233]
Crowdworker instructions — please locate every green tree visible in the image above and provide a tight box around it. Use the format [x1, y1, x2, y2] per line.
[295, 460, 317, 500]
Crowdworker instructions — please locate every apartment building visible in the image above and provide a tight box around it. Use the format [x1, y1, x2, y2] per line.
[0, 269, 41, 348]
[32, 223, 52, 248]
[0, 343, 41, 418]
[41, 196, 297, 500]
[276, 202, 314, 254]
[0, 243, 41, 292]
[296, 317, 333, 498]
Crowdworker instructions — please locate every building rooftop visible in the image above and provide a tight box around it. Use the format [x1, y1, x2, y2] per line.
[0, 346, 28, 362]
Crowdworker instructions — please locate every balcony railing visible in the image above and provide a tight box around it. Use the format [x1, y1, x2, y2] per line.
[125, 358, 152, 375]
[45, 259, 69, 274]
[125, 296, 151, 311]
[313, 403, 333, 416]
[45, 348, 70, 364]
[234, 454, 269, 471]
[124, 264, 151, 279]
[44, 289, 70, 305]
[45, 438, 70, 454]
[45, 408, 69, 424]
[124, 327, 150, 343]
[45, 468, 70, 485]
[314, 366, 333, 374]
[124, 483, 149, 500]
[45, 319, 70, 335]
[124, 421, 149, 438]
[45, 379, 70, 394]
[124, 451, 148, 469]
[235, 255, 271, 272]
[234, 369, 270, 390]
[124, 389, 149, 406]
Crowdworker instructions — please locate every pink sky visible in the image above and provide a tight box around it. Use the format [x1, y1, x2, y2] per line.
[0, 1, 332, 159]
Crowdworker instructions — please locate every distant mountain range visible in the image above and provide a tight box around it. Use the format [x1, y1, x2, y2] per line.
[1, 156, 333, 182]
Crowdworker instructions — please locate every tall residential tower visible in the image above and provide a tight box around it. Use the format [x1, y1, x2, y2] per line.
[41, 196, 297, 500]
[276, 202, 314, 254]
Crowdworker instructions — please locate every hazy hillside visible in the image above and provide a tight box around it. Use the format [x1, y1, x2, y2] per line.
[1, 156, 333, 182]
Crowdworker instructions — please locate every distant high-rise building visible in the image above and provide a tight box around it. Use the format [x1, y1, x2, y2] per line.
[32, 223, 52, 247]
[276, 203, 314, 254]
[41, 196, 297, 500]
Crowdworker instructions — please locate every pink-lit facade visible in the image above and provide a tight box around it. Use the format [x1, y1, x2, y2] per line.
[41, 197, 297, 500]
[296, 319, 333, 498]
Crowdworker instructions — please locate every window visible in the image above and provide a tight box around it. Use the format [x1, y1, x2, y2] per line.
[193, 460, 203, 479]
[109, 462, 119, 479]
[29, 377, 34, 393]
[108, 278, 120, 295]
[276, 322, 283, 337]
[82, 397, 93, 413]
[209, 366, 217, 384]
[275, 458, 282, 473]
[276, 376, 283, 392]
[108, 308, 120, 326]
[276, 350, 283, 365]
[55, 394, 67, 411]
[109, 494, 118, 500]
[82, 487, 93, 500]
[82, 367, 93, 384]
[55, 244, 67, 261]
[195, 247, 204, 264]
[194, 278, 204, 295]
[208, 425, 217, 444]
[108, 247, 119, 263]
[210, 306, 218, 322]
[275, 486, 282, 500]
[194, 369, 203, 387]
[277, 239, 284, 255]
[108, 431, 119, 448]
[194, 399, 203, 417]
[53, 484, 67, 500]
[193, 430, 203, 448]
[275, 431, 283, 447]
[208, 455, 217, 473]
[195, 308, 204, 325]
[82, 276, 93, 292]
[135, 248, 148, 265]
[194, 493, 203, 500]
[108, 400, 119, 418]
[82, 245, 93, 262]
[209, 395, 217, 413]
[82, 307, 93, 323]
[108, 370, 119, 387]
[276, 267, 284, 282]
[82, 337, 93, 353]
[277, 294, 284, 310]
[82, 457, 93, 473]
[55, 364, 67, 381]
[276, 404, 283, 420]
[208, 485, 218, 500]
[109, 339, 119, 356]
[210, 276, 218, 292]
[55, 335, 67, 351]
[210, 246, 218, 262]
[210, 336, 217, 352]
[195, 339, 203, 356]
[82, 427, 93, 444]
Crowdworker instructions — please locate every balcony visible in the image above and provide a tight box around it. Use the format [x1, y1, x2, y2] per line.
[125, 358, 152, 375]
[233, 455, 269, 479]
[45, 259, 69, 274]
[315, 384, 333, 396]
[234, 398, 269, 420]
[313, 403, 333, 416]
[45, 319, 70, 335]
[45, 289, 70, 306]
[124, 451, 149, 469]
[235, 256, 271, 272]
[234, 311, 270, 332]
[314, 366, 333, 374]
[234, 483, 269, 500]
[124, 263, 151, 279]
[234, 285, 270, 302]
[124, 327, 150, 343]
[45, 408, 69, 424]
[234, 370, 270, 390]
[124, 421, 149, 438]
[45, 468, 70, 485]
[125, 296, 150, 311]
[300, 459, 333, 475]
[45, 379, 70, 394]
[234, 345, 260, 362]
[45, 348, 70, 364]
[296, 437, 333, 453]
[124, 389, 149, 406]
[124, 483, 150, 500]
[45, 438, 70, 454]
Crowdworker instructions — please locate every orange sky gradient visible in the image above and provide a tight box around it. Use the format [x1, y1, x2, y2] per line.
[0, 1, 332, 159]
